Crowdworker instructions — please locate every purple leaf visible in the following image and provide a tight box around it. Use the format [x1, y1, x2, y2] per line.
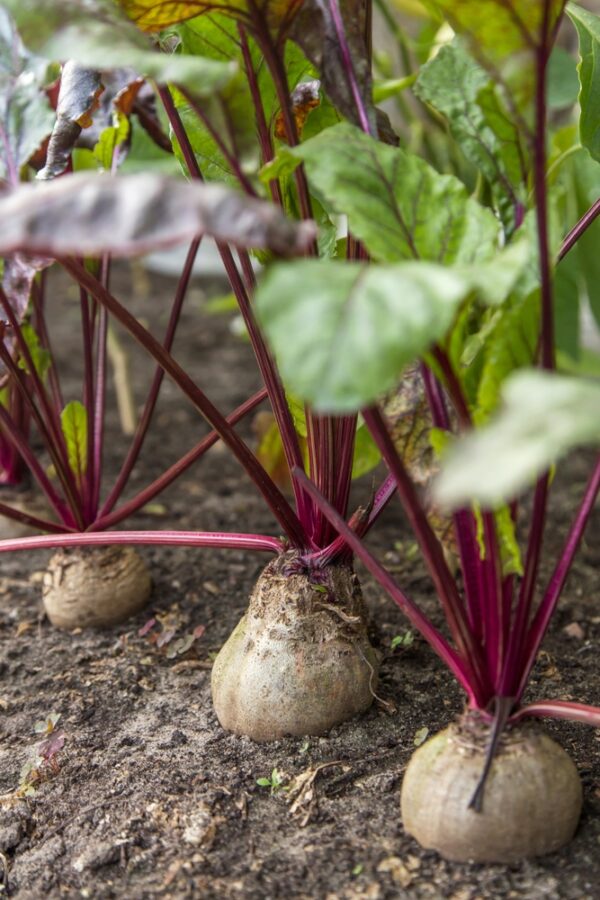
[290, 0, 375, 133]
[0, 173, 316, 258]
[138, 616, 157, 636]
[39, 730, 65, 760]
[156, 628, 176, 648]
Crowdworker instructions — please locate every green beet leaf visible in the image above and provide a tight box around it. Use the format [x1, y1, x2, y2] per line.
[414, 41, 527, 226]
[0, 9, 55, 182]
[474, 289, 540, 425]
[436, 370, 600, 508]
[60, 400, 88, 482]
[423, 0, 564, 121]
[425, 1, 563, 62]
[281, 123, 500, 264]
[568, 4, 600, 164]
[17, 324, 51, 380]
[6, 0, 235, 93]
[352, 422, 381, 479]
[547, 46, 580, 110]
[94, 114, 130, 172]
[255, 260, 470, 412]
[567, 150, 600, 332]
[172, 14, 314, 184]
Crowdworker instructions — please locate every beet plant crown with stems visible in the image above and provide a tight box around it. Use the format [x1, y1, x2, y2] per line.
[0, 0, 410, 574]
[247, 0, 600, 752]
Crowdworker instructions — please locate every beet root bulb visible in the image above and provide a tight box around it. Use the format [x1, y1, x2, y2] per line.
[211, 554, 380, 741]
[42, 545, 152, 629]
[400, 715, 582, 863]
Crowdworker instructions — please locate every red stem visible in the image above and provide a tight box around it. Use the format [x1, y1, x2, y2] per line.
[0, 400, 73, 525]
[558, 197, 600, 262]
[0, 335, 83, 527]
[362, 405, 489, 696]
[421, 360, 484, 642]
[0, 529, 284, 555]
[79, 285, 96, 519]
[238, 23, 283, 206]
[304, 470, 397, 567]
[253, 18, 316, 230]
[512, 700, 600, 728]
[326, 0, 374, 136]
[93, 388, 268, 531]
[60, 259, 309, 549]
[0, 501, 69, 535]
[98, 239, 201, 518]
[505, 4, 555, 690]
[178, 86, 258, 197]
[91, 277, 109, 518]
[158, 84, 311, 531]
[293, 467, 484, 706]
[516, 453, 600, 700]
[31, 277, 64, 413]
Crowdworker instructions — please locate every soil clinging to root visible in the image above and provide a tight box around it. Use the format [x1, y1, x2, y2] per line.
[401, 715, 582, 864]
[211, 552, 379, 741]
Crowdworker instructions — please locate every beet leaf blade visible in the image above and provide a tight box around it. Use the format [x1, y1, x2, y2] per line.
[255, 259, 471, 412]
[0, 173, 316, 257]
[269, 122, 501, 264]
[568, 4, 600, 164]
[6, 0, 236, 91]
[436, 370, 600, 508]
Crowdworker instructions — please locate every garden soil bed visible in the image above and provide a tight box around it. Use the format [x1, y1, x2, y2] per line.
[1, 265, 600, 899]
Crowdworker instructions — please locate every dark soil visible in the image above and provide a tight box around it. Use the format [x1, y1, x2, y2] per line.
[1, 265, 600, 899]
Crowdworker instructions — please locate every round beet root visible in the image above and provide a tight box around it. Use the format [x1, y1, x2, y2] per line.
[211, 553, 380, 741]
[42, 545, 152, 629]
[400, 713, 582, 863]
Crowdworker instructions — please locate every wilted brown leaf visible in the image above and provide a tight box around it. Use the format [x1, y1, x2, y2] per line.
[274, 79, 320, 142]
[383, 363, 458, 563]
[38, 62, 104, 180]
[0, 173, 317, 258]
[287, 761, 348, 826]
[289, 0, 376, 130]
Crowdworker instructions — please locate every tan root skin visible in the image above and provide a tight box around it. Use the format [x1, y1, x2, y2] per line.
[42, 546, 152, 629]
[211, 554, 380, 742]
[401, 718, 582, 863]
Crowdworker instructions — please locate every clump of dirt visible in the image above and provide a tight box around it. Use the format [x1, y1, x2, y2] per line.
[0, 266, 599, 898]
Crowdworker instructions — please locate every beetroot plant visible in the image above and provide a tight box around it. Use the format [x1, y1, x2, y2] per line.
[249, 0, 600, 864]
[0, 170, 311, 629]
[0, 0, 395, 739]
[3, 3, 600, 839]
[0, 2, 318, 633]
